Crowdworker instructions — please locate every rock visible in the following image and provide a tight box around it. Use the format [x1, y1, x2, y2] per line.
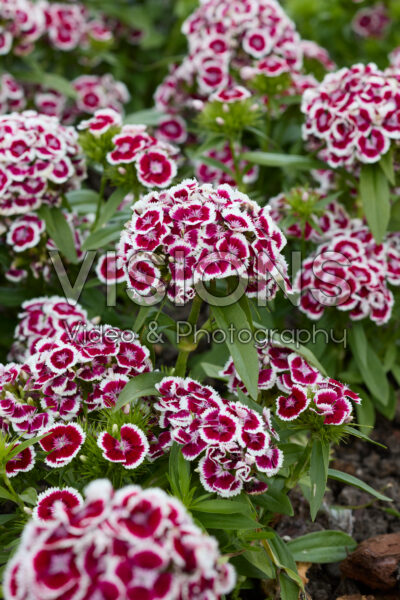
[340, 533, 400, 591]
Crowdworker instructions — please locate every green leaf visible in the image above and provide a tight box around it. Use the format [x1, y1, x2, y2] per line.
[133, 305, 155, 332]
[66, 189, 99, 207]
[309, 440, 329, 521]
[279, 572, 300, 600]
[349, 323, 368, 369]
[231, 549, 275, 579]
[82, 223, 122, 251]
[360, 163, 390, 243]
[328, 469, 392, 502]
[379, 149, 395, 186]
[0, 486, 14, 502]
[236, 389, 263, 415]
[211, 304, 259, 399]
[241, 151, 323, 170]
[192, 498, 251, 514]
[95, 188, 130, 231]
[0, 514, 15, 525]
[113, 371, 164, 412]
[169, 443, 190, 501]
[124, 109, 163, 126]
[349, 332, 389, 406]
[198, 155, 235, 177]
[194, 512, 260, 530]
[287, 531, 357, 563]
[19, 487, 37, 506]
[39, 206, 78, 264]
[198, 362, 227, 380]
[16, 70, 77, 99]
[266, 534, 303, 590]
[253, 486, 294, 517]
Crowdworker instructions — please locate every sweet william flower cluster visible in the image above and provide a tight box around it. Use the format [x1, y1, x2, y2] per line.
[117, 178, 289, 305]
[301, 62, 400, 168]
[155, 0, 332, 116]
[4, 479, 235, 600]
[0, 111, 85, 218]
[269, 187, 351, 243]
[80, 111, 179, 190]
[154, 377, 283, 497]
[222, 343, 361, 426]
[295, 223, 400, 324]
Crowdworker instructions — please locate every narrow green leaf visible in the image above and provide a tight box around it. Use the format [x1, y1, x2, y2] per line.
[194, 512, 260, 530]
[309, 440, 329, 521]
[253, 488, 294, 516]
[287, 531, 357, 563]
[133, 305, 155, 332]
[211, 304, 259, 399]
[0, 486, 14, 502]
[95, 188, 129, 230]
[279, 572, 300, 600]
[169, 443, 190, 500]
[124, 109, 163, 126]
[19, 487, 38, 506]
[66, 190, 99, 206]
[241, 151, 323, 170]
[82, 223, 122, 251]
[0, 514, 15, 525]
[39, 206, 78, 264]
[349, 323, 368, 369]
[236, 389, 263, 415]
[113, 371, 164, 412]
[349, 334, 389, 406]
[328, 469, 392, 502]
[379, 149, 395, 186]
[198, 155, 235, 177]
[191, 499, 250, 514]
[360, 164, 390, 243]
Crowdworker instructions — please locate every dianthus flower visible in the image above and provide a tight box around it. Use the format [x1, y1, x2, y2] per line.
[105, 123, 179, 189]
[0, 111, 85, 217]
[196, 142, 259, 185]
[155, 0, 333, 115]
[221, 343, 361, 426]
[117, 178, 289, 305]
[0, 74, 26, 114]
[9, 296, 88, 361]
[153, 377, 283, 497]
[44, 1, 112, 51]
[352, 3, 389, 38]
[294, 222, 400, 324]
[0, 323, 152, 447]
[0, 0, 45, 56]
[2, 210, 93, 284]
[4, 479, 236, 600]
[268, 187, 350, 242]
[301, 63, 400, 168]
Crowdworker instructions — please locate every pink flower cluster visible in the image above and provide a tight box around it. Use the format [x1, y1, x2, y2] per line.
[0, 315, 152, 469]
[154, 377, 283, 497]
[3, 209, 93, 283]
[44, 2, 112, 51]
[268, 187, 351, 242]
[4, 479, 235, 600]
[301, 63, 400, 168]
[196, 142, 259, 185]
[221, 343, 361, 425]
[9, 296, 88, 361]
[294, 223, 400, 324]
[0, 74, 25, 114]
[0, 0, 112, 57]
[107, 124, 179, 189]
[0, 0, 45, 56]
[0, 111, 85, 217]
[352, 3, 389, 38]
[117, 179, 289, 305]
[155, 0, 333, 116]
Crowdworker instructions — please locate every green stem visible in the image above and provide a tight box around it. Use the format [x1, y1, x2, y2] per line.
[93, 173, 107, 231]
[174, 295, 203, 377]
[2, 473, 24, 511]
[229, 138, 244, 191]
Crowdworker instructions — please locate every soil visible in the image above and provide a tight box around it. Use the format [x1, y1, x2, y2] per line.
[275, 407, 400, 600]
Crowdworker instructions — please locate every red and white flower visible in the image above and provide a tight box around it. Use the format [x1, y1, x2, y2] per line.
[302, 63, 400, 168]
[118, 179, 288, 304]
[5, 443, 35, 478]
[39, 423, 86, 467]
[4, 479, 236, 600]
[97, 424, 149, 469]
[33, 487, 83, 522]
